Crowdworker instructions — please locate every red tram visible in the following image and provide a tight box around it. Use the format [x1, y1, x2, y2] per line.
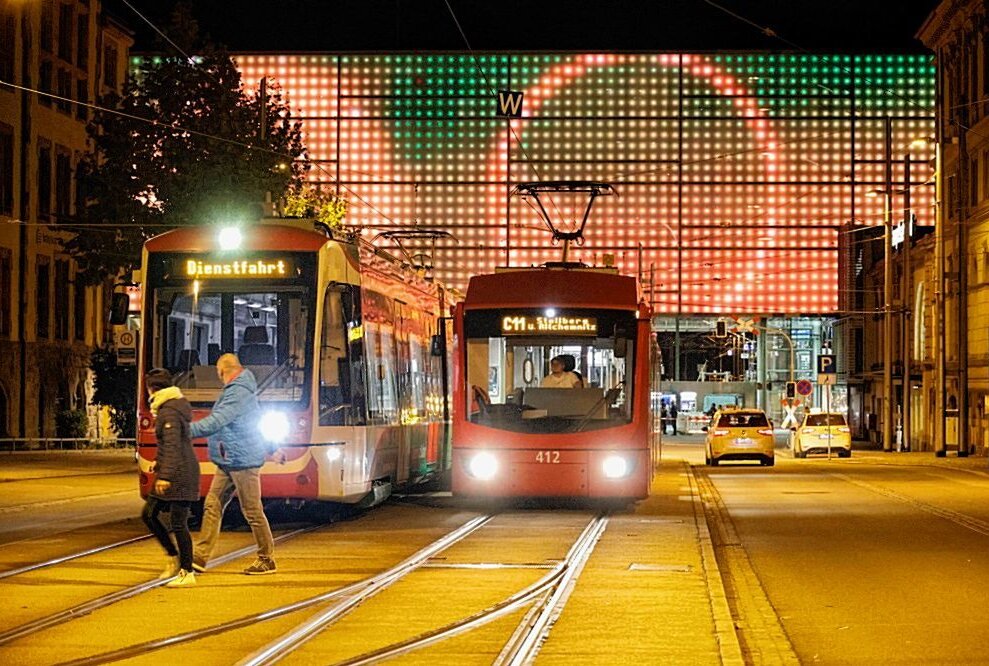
[135, 220, 453, 506]
[451, 265, 658, 499]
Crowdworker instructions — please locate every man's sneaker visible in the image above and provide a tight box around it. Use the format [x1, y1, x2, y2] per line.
[158, 556, 180, 580]
[191, 558, 207, 574]
[165, 569, 196, 588]
[243, 558, 277, 575]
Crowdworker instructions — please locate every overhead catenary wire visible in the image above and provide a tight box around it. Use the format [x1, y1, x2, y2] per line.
[0, 78, 399, 226]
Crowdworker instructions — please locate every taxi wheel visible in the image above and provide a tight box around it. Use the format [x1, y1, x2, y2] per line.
[839, 449, 851, 458]
[762, 456, 775, 467]
[704, 452, 711, 465]
[794, 447, 806, 459]
[710, 456, 719, 466]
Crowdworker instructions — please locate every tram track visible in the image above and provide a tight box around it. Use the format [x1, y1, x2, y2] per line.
[52, 511, 606, 666]
[0, 524, 321, 647]
[329, 514, 609, 666]
[0, 534, 152, 581]
[55, 515, 492, 666]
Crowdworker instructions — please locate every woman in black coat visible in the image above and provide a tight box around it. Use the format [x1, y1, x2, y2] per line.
[140, 368, 200, 588]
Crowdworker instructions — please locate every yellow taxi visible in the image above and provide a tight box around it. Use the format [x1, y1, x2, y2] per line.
[704, 408, 775, 467]
[792, 412, 851, 458]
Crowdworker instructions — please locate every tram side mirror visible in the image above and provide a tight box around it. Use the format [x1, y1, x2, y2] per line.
[109, 293, 130, 325]
[430, 334, 444, 357]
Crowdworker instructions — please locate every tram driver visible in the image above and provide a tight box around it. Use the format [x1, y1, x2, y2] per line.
[541, 354, 583, 389]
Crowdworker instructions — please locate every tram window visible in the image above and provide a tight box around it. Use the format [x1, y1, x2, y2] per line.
[319, 287, 349, 426]
[365, 322, 399, 424]
[464, 312, 636, 433]
[153, 288, 311, 406]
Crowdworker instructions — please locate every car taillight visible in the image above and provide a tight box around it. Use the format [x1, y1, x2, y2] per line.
[803, 427, 816, 433]
[757, 428, 774, 436]
[713, 429, 730, 436]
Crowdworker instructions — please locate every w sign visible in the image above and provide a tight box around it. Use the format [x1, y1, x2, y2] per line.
[496, 90, 524, 118]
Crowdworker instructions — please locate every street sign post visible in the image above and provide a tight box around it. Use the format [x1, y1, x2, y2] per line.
[817, 354, 837, 459]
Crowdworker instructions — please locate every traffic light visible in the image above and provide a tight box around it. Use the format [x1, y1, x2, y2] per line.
[785, 381, 797, 399]
[715, 320, 727, 338]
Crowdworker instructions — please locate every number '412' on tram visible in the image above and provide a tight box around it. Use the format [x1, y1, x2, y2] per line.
[451, 266, 655, 499]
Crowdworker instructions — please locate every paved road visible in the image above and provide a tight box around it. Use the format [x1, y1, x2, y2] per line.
[0, 451, 142, 549]
[668, 436, 989, 664]
[4, 444, 989, 664]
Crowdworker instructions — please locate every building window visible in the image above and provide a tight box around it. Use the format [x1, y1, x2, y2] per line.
[56, 68, 71, 113]
[0, 247, 11, 338]
[0, 11, 14, 83]
[37, 143, 52, 219]
[102, 42, 117, 89]
[54, 259, 69, 340]
[0, 122, 12, 216]
[57, 3, 73, 62]
[41, 0, 54, 53]
[39, 60, 53, 106]
[73, 271, 85, 341]
[76, 13, 88, 69]
[55, 147, 71, 219]
[36, 255, 50, 339]
[75, 78, 88, 120]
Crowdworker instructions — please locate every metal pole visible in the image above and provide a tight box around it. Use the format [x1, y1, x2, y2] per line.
[827, 382, 832, 461]
[882, 116, 894, 453]
[675, 57, 684, 383]
[935, 128, 946, 456]
[957, 118, 969, 456]
[902, 149, 912, 452]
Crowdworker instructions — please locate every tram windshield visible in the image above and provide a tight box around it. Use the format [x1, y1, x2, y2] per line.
[464, 309, 636, 433]
[149, 287, 311, 406]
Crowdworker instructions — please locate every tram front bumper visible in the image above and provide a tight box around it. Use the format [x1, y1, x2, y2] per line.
[452, 449, 648, 499]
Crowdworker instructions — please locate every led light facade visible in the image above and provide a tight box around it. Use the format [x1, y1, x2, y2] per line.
[223, 53, 933, 314]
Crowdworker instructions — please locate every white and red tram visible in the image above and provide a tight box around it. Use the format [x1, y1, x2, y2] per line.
[136, 220, 452, 506]
[451, 266, 657, 499]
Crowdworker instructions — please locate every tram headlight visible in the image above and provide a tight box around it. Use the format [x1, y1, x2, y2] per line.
[259, 411, 290, 443]
[602, 455, 629, 479]
[467, 451, 498, 481]
[218, 226, 243, 250]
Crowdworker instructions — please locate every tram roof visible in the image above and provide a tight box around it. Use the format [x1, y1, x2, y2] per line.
[464, 267, 637, 310]
[144, 223, 330, 253]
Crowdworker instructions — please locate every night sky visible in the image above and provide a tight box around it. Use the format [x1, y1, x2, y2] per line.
[109, 0, 940, 54]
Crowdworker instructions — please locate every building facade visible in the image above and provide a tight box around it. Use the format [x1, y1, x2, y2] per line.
[855, 0, 989, 453]
[0, 0, 131, 440]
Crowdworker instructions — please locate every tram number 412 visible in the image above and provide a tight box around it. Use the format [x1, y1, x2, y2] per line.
[535, 451, 561, 464]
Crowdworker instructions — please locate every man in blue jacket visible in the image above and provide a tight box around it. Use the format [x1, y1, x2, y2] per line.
[191, 353, 279, 575]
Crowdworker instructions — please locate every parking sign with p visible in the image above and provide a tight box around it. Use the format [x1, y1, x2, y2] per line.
[817, 354, 836, 385]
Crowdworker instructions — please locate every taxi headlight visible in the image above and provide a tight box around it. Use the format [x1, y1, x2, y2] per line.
[602, 455, 629, 479]
[468, 451, 498, 480]
[259, 411, 290, 443]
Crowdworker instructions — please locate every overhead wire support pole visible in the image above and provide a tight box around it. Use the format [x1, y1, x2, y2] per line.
[902, 145, 912, 453]
[935, 111, 947, 456]
[883, 116, 894, 453]
[957, 117, 969, 456]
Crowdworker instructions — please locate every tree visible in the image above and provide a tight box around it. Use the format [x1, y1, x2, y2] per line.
[69, 6, 308, 282]
[89, 348, 137, 437]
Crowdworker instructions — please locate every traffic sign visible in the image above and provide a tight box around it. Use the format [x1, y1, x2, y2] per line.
[817, 354, 836, 375]
[818, 373, 837, 385]
[796, 379, 813, 396]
